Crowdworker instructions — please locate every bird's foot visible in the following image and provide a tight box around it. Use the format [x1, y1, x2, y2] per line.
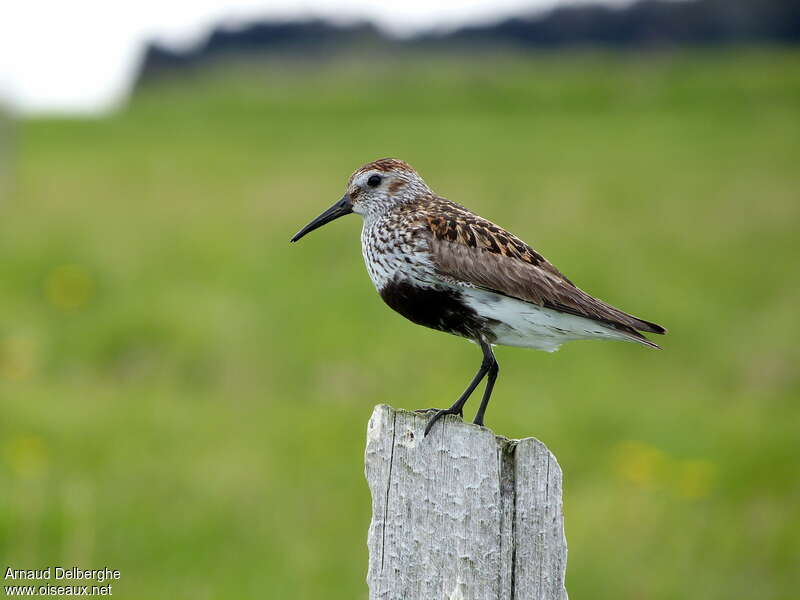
[423, 408, 463, 437]
[415, 407, 463, 417]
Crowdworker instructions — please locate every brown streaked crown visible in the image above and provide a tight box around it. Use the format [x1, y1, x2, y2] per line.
[348, 158, 417, 185]
[362, 158, 416, 173]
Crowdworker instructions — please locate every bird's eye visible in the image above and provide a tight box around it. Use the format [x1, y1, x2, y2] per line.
[367, 175, 382, 188]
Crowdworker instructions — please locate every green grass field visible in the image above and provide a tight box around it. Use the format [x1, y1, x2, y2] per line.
[2, 50, 799, 598]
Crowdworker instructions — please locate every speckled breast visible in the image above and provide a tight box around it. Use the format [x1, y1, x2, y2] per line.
[360, 216, 437, 291]
[360, 216, 489, 340]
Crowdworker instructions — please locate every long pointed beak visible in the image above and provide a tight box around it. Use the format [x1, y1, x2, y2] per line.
[290, 195, 353, 243]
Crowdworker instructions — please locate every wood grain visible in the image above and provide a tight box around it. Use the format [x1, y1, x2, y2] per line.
[365, 405, 568, 599]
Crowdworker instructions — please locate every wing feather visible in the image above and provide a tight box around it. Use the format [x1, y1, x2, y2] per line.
[423, 199, 666, 342]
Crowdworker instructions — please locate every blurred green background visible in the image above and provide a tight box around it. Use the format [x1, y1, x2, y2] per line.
[1, 50, 799, 598]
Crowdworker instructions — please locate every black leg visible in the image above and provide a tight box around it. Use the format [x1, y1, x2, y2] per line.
[424, 339, 494, 436]
[472, 348, 498, 427]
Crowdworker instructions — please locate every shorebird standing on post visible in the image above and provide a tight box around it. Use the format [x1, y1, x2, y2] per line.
[291, 158, 666, 435]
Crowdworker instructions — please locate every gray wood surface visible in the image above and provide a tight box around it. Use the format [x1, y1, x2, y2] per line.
[365, 404, 567, 600]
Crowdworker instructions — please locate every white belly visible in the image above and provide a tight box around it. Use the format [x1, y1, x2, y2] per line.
[460, 287, 631, 352]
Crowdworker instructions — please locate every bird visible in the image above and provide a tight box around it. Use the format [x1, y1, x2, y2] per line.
[290, 158, 666, 435]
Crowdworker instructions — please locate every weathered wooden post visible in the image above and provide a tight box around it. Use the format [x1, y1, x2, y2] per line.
[365, 405, 568, 600]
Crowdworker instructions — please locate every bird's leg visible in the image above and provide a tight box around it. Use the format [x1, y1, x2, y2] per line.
[472, 344, 498, 427]
[424, 340, 493, 436]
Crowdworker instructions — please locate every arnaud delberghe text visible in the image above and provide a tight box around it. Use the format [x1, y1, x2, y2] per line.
[5, 567, 121, 583]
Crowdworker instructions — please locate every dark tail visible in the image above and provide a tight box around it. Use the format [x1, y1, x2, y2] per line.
[630, 317, 667, 335]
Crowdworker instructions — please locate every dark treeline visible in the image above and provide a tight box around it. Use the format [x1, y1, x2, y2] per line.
[137, 0, 799, 82]
[439, 0, 799, 47]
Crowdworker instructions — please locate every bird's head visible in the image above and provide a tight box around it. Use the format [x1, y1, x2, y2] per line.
[290, 158, 430, 242]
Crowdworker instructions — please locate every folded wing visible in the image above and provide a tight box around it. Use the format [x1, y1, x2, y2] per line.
[423, 200, 666, 345]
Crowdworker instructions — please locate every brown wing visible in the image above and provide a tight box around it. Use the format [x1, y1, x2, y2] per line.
[423, 198, 666, 342]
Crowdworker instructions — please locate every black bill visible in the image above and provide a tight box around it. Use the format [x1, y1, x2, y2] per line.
[290, 195, 353, 243]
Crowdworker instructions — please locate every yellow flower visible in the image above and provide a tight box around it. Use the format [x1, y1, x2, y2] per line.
[45, 264, 94, 310]
[4, 435, 48, 479]
[612, 440, 669, 490]
[0, 334, 38, 381]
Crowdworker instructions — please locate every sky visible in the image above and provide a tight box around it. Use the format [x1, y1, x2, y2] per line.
[0, 0, 634, 115]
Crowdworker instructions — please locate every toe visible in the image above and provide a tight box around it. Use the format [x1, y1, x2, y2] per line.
[424, 409, 464, 436]
[424, 410, 447, 436]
